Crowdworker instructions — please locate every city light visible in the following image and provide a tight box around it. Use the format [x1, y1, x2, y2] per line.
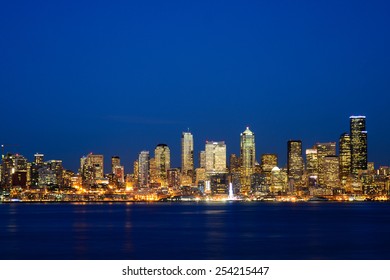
[0, 116, 389, 203]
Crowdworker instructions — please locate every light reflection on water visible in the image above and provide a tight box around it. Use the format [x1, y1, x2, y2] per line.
[0, 202, 390, 259]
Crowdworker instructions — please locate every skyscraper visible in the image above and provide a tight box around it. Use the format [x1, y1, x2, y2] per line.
[240, 127, 255, 194]
[323, 156, 340, 189]
[154, 144, 170, 185]
[181, 131, 194, 185]
[138, 151, 150, 188]
[34, 153, 44, 165]
[316, 142, 336, 186]
[261, 154, 278, 172]
[111, 156, 121, 174]
[287, 140, 304, 189]
[205, 141, 227, 176]
[0, 153, 28, 188]
[199, 151, 206, 169]
[80, 153, 104, 186]
[339, 133, 352, 185]
[305, 148, 318, 176]
[350, 116, 368, 175]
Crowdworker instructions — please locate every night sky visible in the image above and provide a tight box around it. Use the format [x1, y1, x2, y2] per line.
[1, 0, 389, 173]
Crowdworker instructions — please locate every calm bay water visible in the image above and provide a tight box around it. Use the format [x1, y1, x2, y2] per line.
[1, 202, 390, 260]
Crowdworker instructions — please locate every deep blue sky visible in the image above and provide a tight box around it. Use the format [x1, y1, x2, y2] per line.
[1, 0, 389, 173]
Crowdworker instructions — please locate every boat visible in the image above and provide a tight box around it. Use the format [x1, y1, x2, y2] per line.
[308, 196, 328, 202]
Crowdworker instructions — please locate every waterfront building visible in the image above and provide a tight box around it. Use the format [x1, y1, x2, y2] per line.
[205, 141, 227, 176]
[316, 142, 336, 187]
[149, 157, 157, 183]
[195, 167, 206, 186]
[199, 151, 206, 168]
[240, 127, 255, 194]
[181, 131, 194, 185]
[34, 153, 44, 165]
[133, 160, 139, 183]
[305, 148, 318, 176]
[167, 168, 181, 189]
[350, 116, 368, 175]
[339, 133, 351, 186]
[261, 154, 278, 172]
[138, 151, 150, 188]
[113, 165, 125, 183]
[270, 166, 288, 194]
[80, 153, 104, 186]
[210, 173, 229, 195]
[48, 160, 63, 186]
[1, 153, 28, 188]
[323, 156, 340, 190]
[154, 144, 170, 186]
[287, 140, 304, 191]
[111, 156, 121, 174]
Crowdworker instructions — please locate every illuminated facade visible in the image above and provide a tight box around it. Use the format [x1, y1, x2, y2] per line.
[305, 148, 318, 176]
[111, 156, 120, 174]
[240, 127, 255, 193]
[48, 160, 63, 185]
[0, 153, 28, 188]
[260, 154, 278, 189]
[210, 173, 229, 195]
[316, 142, 336, 186]
[199, 151, 206, 168]
[339, 133, 351, 185]
[270, 166, 287, 194]
[195, 167, 206, 186]
[138, 151, 150, 188]
[181, 132, 194, 185]
[30, 153, 45, 188]
[205, 141, 227, 176]
[261, 154, 278, 172]
[229, 154, 240, 174]
[287, 140, 304, 189]
[34, 153, 44, 165]
[167, 168, 181, 189]
[133, 160, 139, 183]
[80, 153, 104, 186]
[350, 116, 368, 175]
[154, 144, 170, 186]
[323, 156, 340, 189]
[113, 166, 125, 183]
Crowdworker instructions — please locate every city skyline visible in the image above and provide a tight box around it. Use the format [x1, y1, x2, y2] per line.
[1, 115, 388, 174]
[1, 115, 389, 173]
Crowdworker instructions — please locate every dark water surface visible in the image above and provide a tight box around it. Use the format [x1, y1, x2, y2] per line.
[1, 202, 390, 260]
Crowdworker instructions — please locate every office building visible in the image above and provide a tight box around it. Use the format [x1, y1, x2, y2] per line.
[240, 127, 255, 193]
[154, 144, 171, 185]
[316, 142, 336, 186]
[138, 151, 150, 188]
[205, 141, 227, 176]
[181, 131, 194, 185]
[350, 116, 368, 175]
[339, 133, 351, 185]
[287, 140, 304, 188]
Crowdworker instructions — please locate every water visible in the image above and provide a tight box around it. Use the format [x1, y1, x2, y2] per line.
[1, 202, 390, 260]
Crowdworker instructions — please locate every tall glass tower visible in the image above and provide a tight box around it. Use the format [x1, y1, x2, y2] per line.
[240, 127, 255, 194]
[181, 131, 194, 185]
[350, 116, 367, 175]
[154, 144, 170, 185]
[339, 133, 351, 185]
[138, 151, 150, 188]
[287, 140, 304, 189]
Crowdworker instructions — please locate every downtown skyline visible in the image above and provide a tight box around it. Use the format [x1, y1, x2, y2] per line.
[0, 114, 387, 174]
